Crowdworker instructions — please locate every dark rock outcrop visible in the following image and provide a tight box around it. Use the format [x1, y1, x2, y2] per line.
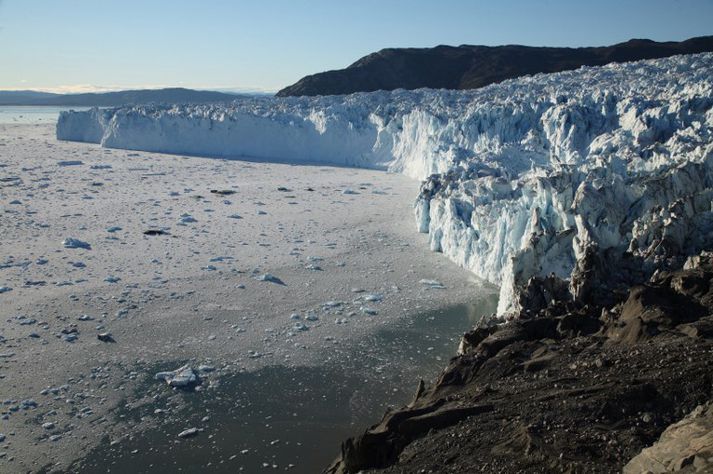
[327, 253, 713, 473]
[278, 35, 713, 97]
[624, 401, 713, 473]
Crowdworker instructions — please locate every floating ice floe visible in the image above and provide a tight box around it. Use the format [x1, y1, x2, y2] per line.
[293, 322, 309, 331]
[177, 427, 199, 438]
[178, 214, 197, 224]
[154, 365, 199, 388]
[254, 273, 285, 285]
[247, 350, 262, 359]
[322, 301, 343, 310]
[62, 238, 91, 250]
[419, 279, 446, 289]
[97, 332, 114, 342]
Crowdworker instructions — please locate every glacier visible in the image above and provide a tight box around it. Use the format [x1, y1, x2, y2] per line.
[57, 53, 713, 316]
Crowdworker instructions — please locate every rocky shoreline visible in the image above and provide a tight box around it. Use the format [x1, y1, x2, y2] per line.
[327, 252, 713, 473]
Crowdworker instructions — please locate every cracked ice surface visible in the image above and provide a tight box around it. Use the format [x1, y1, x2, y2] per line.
[58, 53, 713, 315]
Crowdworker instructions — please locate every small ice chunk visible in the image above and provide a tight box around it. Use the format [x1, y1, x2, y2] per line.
[177, 428, 199, 438]
[179, 214, 197, 224]
[363, 293, 384, 302]
[322, 301, 343, 309]
[420, 279, 446, 289]
[154, 365, 199, 388]
[254, 273, 285, 285]
[62, 238, 91, 250]
[293, 322, 309, 331]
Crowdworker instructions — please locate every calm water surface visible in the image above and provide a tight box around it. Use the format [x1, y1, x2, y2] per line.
[67, 299, 498, 473]
[0, 105, 91, 124]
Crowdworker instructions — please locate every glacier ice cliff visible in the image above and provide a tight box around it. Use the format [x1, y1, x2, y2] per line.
[57, 53, 713, 316]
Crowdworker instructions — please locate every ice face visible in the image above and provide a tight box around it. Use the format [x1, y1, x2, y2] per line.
[57, 53, 713, 316]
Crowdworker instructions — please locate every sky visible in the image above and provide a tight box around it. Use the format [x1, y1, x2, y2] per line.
[1, 0, 712, 93]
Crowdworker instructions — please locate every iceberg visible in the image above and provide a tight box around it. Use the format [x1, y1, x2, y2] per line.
[57, 53, 713, 316]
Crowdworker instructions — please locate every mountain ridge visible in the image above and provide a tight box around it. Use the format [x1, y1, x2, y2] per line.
[277, 35, 713, 97]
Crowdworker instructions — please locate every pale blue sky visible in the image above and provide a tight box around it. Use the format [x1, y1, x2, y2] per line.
[1, 0, 711, 93]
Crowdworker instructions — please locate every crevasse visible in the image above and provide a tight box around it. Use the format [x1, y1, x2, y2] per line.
[57, 53, 713, 316]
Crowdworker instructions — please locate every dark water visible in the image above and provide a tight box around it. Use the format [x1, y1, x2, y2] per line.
[69, 298, 497, 473]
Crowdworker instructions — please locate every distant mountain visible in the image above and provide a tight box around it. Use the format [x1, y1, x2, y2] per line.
[277, 35, 713, 97]
[0, 88, 241, 106]
[0, 90, 62, 104]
